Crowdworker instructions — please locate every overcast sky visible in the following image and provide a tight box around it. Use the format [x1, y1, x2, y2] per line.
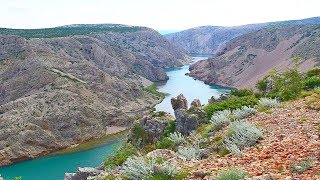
[1, 0, 319, 31]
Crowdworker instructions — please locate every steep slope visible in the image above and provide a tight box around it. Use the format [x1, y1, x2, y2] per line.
[189, 24, 320, 88]
[0, 25, 190, 165]
[166, 16, 320, 54]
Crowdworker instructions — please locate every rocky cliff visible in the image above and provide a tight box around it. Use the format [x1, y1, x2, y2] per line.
[165, 16, 320, 54]
[0, 25, 190, 165]
[189, 24, 320, 88]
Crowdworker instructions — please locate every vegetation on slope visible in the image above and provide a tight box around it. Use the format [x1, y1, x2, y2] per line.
[0, 25, 143, 39]
[100, 60, 319, 179]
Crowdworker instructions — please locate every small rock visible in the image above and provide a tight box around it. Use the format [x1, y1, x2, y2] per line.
[247, 174, 273, 180]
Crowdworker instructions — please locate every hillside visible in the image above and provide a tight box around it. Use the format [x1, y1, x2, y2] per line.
[165, 16, 320, 54]
[0, 25, 190, 166]
[189, 24, 320, 88]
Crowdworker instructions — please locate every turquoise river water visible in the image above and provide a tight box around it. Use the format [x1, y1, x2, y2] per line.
[0, 55, 230, 180]
[155, 54, 230, 114]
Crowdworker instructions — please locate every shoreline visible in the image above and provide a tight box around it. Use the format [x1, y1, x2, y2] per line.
[0, 127, 129, 167]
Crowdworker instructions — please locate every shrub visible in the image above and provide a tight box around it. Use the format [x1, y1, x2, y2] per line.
[162, 120, 176, 137]
[306, 68, 320, 78]
[224, 121, 263, 156]
[120, 156, 155, 179]
[210, 110, 232, 128]
[131, 124, 146, 144]
[104, 143, 137, 168]
[303, 76, 320, 89]
[256, 79, 268, 93]
[230, 89, 254, 97]
[216, 167, 247, 180]
[290, 158, 314, 173]
[156, 137, 175, 149]
[121, 156, 181, 180]
[232, 106, 257, 120]
[205, 96, 258, 119]
[266, 64, 303, 101]
[167, 132, 185, 145]
[258, 98, 281, 109]
[177, 146, 202, 161]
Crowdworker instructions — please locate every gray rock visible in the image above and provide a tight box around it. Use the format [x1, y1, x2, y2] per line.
[208, 94, 230, 104]
[174, 109, 199, 135]
[128, 114, 170, 146]
[171, 94, 188, 110]
[64, 167, 103, 180]
[190, 99, 202, 109]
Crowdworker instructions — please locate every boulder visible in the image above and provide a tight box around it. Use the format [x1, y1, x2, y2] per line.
[64, 167, 103, 180]
[174, 109, 199, 135]
[171, 94, 188, 110]
[128, 114, 170, 146]
[190, 99, 201, 109]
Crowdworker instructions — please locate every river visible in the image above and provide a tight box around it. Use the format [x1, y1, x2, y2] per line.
[155, 54, 230, 114]
[0, 55, 230, 180]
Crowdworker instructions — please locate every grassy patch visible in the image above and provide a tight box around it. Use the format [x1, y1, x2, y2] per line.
[103, 143, 137, 169]
[144, 83, 166, 98]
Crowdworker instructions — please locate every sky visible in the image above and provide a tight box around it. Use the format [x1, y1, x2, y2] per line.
[1, 0, 320, 31]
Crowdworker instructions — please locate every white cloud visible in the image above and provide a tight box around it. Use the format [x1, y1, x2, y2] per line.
[0, 0, 319, 30]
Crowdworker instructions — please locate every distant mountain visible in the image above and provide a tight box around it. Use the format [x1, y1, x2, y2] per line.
[165, 16, 320, 54]
[0, 25, 190, 165]
[189, 24, 320, 88]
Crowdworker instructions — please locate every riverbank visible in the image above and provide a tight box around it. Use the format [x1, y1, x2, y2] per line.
[0, 128, 129, 180]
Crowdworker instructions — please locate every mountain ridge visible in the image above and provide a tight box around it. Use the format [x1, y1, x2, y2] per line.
[165, 16, 320, 54]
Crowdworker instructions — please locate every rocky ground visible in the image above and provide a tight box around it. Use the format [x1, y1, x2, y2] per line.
[189, 95, 320, 179]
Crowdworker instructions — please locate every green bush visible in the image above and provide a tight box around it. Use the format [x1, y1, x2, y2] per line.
[216, 167, 247, 180]
[156, 137, 175, 149]
[303, 76, 320, 89]
[205, 96, 258, 119]
[104, 143, 137, 168]
[162, 120, 176, 138]
[306, 68, 320, 78]
[230, 89, 254, 97]
[256, 79, 268, 92]
[266, 68, 303, 101]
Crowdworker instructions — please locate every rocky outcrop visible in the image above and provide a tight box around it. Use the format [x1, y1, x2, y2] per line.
[171, 94, 188, 110]
[0, 25, 190, 166]
[171, 94, 206, 135]
[190, 99, 201, 109]
[127, 113, 173, 146]
[189, 24, 320, 89]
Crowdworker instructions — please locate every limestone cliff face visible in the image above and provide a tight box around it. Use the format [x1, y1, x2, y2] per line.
[0, 26, 190, 165]
[189, 25, 320, 89]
